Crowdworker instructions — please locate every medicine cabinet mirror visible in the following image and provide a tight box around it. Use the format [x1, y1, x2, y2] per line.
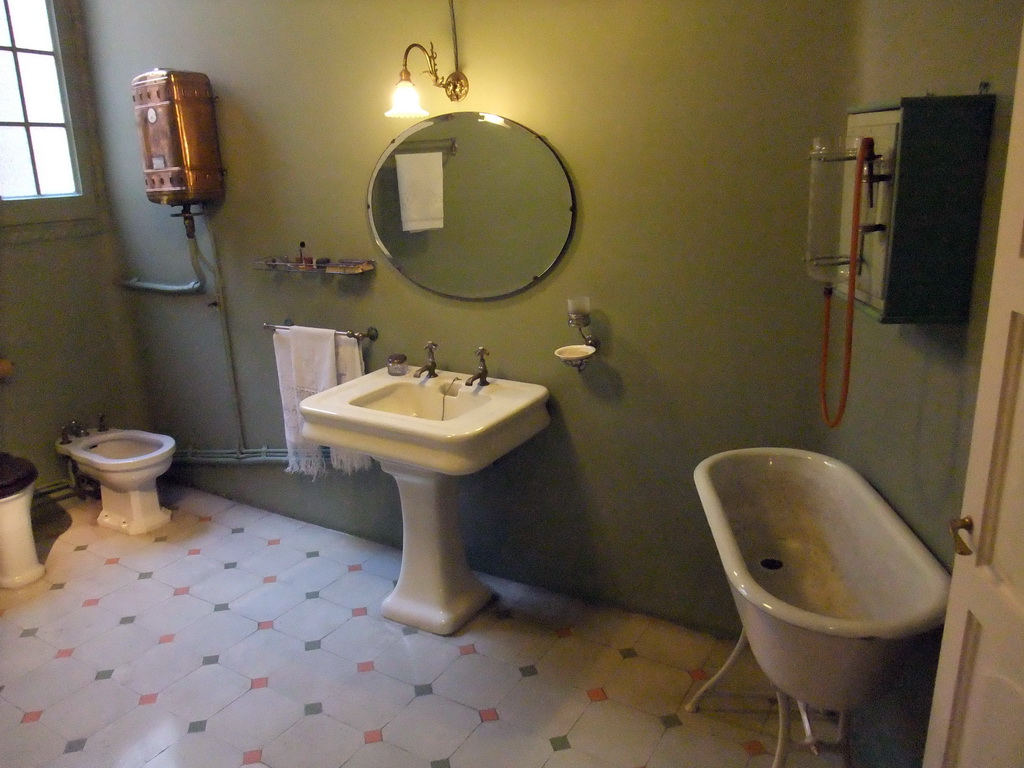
[367, 112, 575, 300]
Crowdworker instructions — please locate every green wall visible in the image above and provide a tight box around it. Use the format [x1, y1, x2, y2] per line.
[35, 0, 1017, 639]
[0, 1, 148, 485]
[818, 0, 1024, 562]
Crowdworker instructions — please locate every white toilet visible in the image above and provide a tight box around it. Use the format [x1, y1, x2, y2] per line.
[0, 452, 45, 588]
[56, 428, 176, 535]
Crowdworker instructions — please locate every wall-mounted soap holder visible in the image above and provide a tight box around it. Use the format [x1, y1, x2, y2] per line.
[556, 296, 600, 371]
[556, 344, 597, 371]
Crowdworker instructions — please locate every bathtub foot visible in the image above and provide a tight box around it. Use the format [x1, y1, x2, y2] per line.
[775, 698, 854, 768]
[684, 629, 748, 713]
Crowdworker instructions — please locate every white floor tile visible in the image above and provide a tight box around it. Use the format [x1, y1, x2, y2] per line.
[274, 597, 352, 641]
[319, 570, 394, 610]
[432, 651, 520, 710]
[0, 633, 62, 687]
[341, 741, 429, 768]
[322, 670, 415, 731]
[205, 687, 303, 751]
[135, 593, 214, 635]
[0, 656, 96, 711]
[73, 622, 161, 670]
[320, 615, 404, 662]
[152, 553, 224, 589]
[111, 640, 204, 695]
[211, 502, 271, 530]
[96, 579, 175, 618]
[261, 713, 364, 768]
[116, 542, 188, 574]
[566, 699, 665, 768]
[275, 556, 348, 592]
[633, 617, 718, 671]
[374, 633, 461, 686]
[382, 694, 479, 762]
[570, 605, 651, 649]
[79, 696, 188, 767]
[277, 524, 345, 553]
[497, 673, 590, 738]
[535, 635, 624, 692]
[196, 531, 268, 564]
[237, 546, 307, 580]
[450, 719, 552, 768]
[268, 648, 357, 705]
[172, 610, 257, 655]
[229, 582, 306, 622]
[470, 614, 559, 667]
[0, 719, 67, 768]
[140, 731, 242, 768]
[157, 662, 250, 721]
[648, 719, 760, 768]
[603, 655, 695, 716]
[41, 678, 138, 740]
[187, 568, 263, 605]
[218, 628, 305, 678]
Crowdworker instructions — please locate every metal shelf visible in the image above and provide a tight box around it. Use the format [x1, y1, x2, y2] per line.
[254, 259, 375, 275]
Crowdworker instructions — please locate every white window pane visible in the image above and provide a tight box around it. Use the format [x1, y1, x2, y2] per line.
[30, 125, 74, 194]
[0, 125, 37, 197]
[18, 51, 63, 123]
[9, 0, 53, 52]
[1, 11, 11, 47]
[0, 50, 25, 121]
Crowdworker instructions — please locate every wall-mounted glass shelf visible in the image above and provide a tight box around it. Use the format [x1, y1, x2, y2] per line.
[254, 259, 375, 275]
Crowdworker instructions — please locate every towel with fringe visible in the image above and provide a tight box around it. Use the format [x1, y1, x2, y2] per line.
[273, 326, 372, 477]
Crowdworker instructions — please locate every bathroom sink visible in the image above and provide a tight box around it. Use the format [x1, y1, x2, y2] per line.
[300, 367, 550, 475]
[300, 367, 550, 635]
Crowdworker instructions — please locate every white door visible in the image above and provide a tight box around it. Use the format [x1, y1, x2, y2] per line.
[922, 22, 1024, 768]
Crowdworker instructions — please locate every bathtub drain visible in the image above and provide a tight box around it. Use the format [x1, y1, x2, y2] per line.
[760, 558, 784, 570]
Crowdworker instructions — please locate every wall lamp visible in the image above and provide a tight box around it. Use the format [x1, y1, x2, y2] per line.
[385, 1, 468, 118]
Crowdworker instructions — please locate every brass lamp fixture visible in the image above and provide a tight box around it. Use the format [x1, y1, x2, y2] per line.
[385, 1, 468, 118]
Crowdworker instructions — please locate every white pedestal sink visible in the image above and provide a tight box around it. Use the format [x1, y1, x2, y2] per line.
[300, 368, 550, 634]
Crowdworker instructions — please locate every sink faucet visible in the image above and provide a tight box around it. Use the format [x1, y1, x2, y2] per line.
[60, 420, 90, 444]
[466, 347, 490, 387]
[414, 341, 439, 379]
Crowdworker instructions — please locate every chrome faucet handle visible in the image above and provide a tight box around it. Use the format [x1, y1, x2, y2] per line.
[66, 420, 89, 438]
[97, 414, 109, 432]
[59, 426, 72, 445]
[414, 341, 439, 379]
[468, 347, 490, 386]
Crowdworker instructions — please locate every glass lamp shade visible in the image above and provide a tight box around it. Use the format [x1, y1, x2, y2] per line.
[386, 79, 428, 118]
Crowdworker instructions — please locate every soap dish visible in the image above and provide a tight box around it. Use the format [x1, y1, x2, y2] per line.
[555, 344, 596, 371]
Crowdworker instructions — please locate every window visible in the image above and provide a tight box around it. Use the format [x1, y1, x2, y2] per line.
[1, 0, 96, 228]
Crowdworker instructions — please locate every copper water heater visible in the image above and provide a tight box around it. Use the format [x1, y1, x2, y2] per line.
[131, 69, 224, 208]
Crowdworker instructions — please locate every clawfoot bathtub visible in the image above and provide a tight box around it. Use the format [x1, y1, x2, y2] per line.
[688, 448, 949, 767]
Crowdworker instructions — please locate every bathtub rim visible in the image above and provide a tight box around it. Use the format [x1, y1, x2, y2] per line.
[693, 447, 950, 640]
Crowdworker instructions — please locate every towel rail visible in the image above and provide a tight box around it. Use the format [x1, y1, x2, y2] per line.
[263, 323, 378, 342]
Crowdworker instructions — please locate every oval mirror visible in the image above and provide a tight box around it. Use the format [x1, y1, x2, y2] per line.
[367, 112, 576, 300]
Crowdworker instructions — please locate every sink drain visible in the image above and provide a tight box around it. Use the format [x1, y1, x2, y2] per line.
[760, 558, 784, 570]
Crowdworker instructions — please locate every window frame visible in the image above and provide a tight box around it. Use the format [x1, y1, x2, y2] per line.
[1, 0, 99, 230]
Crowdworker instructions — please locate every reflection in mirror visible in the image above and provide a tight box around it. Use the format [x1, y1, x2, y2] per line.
[368, 112, 575, 300]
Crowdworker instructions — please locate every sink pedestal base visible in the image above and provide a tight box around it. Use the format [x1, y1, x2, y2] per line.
[378, 460, 492, 635]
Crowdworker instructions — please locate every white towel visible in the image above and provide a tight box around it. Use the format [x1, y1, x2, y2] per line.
[395, 151, 444, 232]
[273, 327, 371, 477]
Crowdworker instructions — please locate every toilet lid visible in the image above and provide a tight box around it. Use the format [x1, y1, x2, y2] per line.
[0, 452, 38, 498]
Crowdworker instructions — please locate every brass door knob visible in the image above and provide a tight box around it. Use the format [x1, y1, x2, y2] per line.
[949, 516, 975, 556]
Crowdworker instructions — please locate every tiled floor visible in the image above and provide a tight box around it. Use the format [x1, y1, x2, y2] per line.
[0, 484, 844, 768]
